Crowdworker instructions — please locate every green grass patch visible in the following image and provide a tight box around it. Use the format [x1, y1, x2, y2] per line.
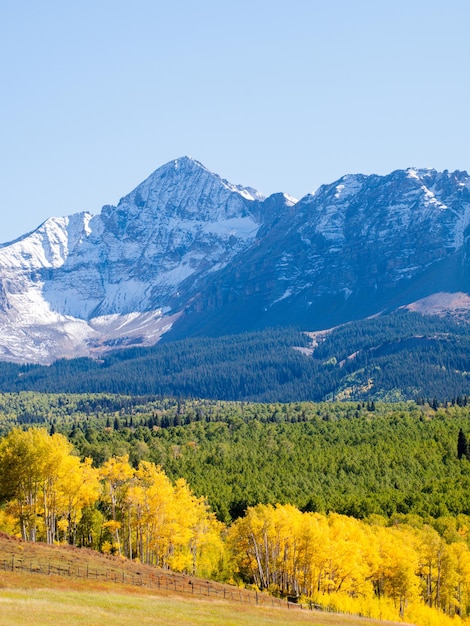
[0, 586, 407, 626]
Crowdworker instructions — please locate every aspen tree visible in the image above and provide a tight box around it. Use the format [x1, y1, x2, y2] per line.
[99, 455, 133, 554]
[0, 428, 73, 542]
[56, 455, 100, 545]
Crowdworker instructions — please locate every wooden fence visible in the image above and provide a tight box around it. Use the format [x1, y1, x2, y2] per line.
[2, 554, 318, 612]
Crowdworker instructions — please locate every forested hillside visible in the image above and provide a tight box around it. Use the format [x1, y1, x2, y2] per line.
[1, 393, 470, 522]
[0, 310, 469, 401]
[3, 397, 470, 624]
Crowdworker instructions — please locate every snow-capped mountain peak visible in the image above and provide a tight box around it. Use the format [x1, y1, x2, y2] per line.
[0, 158, 288, 362]
[0, 212, 93, 271]
[1, 160, 470, 364]
[110, 156, 266, 222]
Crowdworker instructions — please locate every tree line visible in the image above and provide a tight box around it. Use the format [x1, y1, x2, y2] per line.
[0, 311, 469, 400]
[0, 428, 223, 578]
[2, 426, 470, 625]
[2, 394, 470, 523]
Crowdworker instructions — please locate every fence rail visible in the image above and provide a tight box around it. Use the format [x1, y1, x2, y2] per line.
[2, 554, 318, 612]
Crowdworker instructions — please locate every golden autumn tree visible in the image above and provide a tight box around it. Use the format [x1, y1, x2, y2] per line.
[99, 454, 133, 555]
[40, 432, 78, 544]
[416, 524, 448, 609]
[98, 457, 226, 575]
[370, 524, 420, 617]
[295, 511, 330, 597]
[189, 503, 226, 579]
[128, 463, 225, 574]
[228, 503, 308, 595]
[0, 427, 100, 544]
[127, 460, 176, 565]
[449, 541, 470, 617]
[55, 455, 101, 545]
[0, 427, 51, 541]
[324, 513, 375, 598]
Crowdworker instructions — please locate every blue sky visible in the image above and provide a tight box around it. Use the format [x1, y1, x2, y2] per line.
[1, 0, 469, 243]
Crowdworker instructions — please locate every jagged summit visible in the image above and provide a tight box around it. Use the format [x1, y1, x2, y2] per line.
[0, 159, 469, 363]
[110, 156, 265, 223]
[0, 157, 290, 362]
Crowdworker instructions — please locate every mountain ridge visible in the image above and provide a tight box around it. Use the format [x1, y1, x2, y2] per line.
[0, 157, 470, 364]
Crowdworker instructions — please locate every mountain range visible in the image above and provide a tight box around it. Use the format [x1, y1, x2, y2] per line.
[1, 156, 470, 366]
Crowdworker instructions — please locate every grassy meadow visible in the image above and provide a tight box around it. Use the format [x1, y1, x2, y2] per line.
[0, 534, 408, 626]
[0, 578, 410, 626]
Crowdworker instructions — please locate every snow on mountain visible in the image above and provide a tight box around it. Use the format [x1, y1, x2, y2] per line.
[173, 167, 470, 336]
[1, 159, 470, 363]
[0, 157, 282, 362]
[0, 212, 94, 270]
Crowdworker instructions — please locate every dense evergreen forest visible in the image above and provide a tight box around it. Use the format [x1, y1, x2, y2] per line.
[0, 310, 469, 401]
[2, 392, 470, 523]
[4, 394, 470, 623]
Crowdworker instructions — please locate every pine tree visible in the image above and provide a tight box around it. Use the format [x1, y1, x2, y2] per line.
[457, 429, 468, 460]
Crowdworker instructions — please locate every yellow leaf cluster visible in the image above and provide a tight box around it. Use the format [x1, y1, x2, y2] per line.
[228, 503, 470, 623]
[0, 428, 100, 544]
[98, 456, 225, 576]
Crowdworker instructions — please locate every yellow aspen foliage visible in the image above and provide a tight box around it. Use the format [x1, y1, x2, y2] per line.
[416, 524, 449, 610]
[99, 455, 133, 554]
[229, 503, 470, 624]
[0, 428, 85, 543]
[166, 478, 202, 572]
[0, 508, 17, 536]
[190, 510, 226, 579]
[325, 514, 375, 598]
[296, 512, 330, 597]
[228, 503, 308, 595]
[56, 456, 101, 545]
[450, 541, 470, 617]
[40, 432, 79, 545]
[0, 428, 101, 545]
[0, 427, 54, 541]
[370, 524, 420, 617]
[130, 460, 176, 566]
[100, 459, 226, 575]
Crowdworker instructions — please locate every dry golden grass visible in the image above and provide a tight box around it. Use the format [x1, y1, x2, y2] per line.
[0, 534, 409, 626]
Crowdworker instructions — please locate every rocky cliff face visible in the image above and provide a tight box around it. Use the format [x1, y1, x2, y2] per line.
[172, 167, 470, 335]
[0, 159, 469, 363]
[0, 157, 292, 362]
